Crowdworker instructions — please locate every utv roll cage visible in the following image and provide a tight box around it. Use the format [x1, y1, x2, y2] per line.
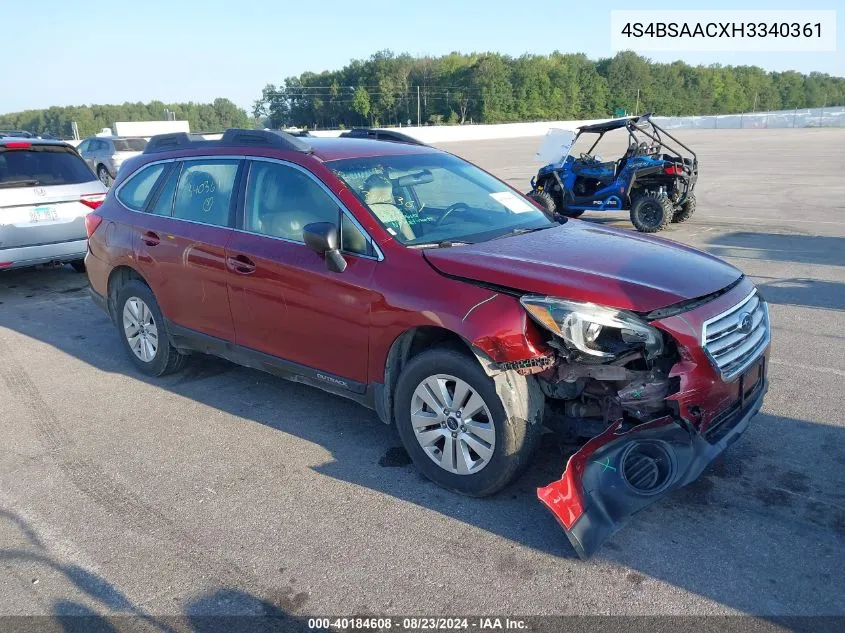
[578, 114, 697, 167]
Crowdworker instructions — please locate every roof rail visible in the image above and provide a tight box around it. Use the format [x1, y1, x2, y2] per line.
[143, 128, 312, 154]
[339, 128, 426, 146]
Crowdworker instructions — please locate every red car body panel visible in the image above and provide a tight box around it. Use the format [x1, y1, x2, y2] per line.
[133, 213, 235, 341]
[225, 230, 376, 383]
[85, 134, 771, 559]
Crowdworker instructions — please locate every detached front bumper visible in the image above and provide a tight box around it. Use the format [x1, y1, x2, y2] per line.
[538, 359, 768, 559]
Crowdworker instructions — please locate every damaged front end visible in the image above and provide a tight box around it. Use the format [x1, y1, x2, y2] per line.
[518, 285, 770, 558]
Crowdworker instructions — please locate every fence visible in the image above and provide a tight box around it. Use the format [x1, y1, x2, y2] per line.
[655, 105, 845, 129]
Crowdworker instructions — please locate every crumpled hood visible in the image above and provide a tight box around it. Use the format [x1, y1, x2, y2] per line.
[423, 221, 742, 312]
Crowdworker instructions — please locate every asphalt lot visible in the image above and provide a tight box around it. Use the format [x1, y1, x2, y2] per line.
[1, 129, 844, 625]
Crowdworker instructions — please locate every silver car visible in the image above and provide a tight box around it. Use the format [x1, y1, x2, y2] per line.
[77, 135, 147, 187]
[0, 138, 107, 271]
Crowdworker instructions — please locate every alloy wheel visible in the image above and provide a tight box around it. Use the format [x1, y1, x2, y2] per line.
[410, 374, 496, 475]
[123, 297, 159, 362]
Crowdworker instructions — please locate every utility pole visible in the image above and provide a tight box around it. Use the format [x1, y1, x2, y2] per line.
[635, 89, 640, 115]
[417, 85, 421, 126]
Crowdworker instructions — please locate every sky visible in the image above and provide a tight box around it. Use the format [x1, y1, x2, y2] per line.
[0, 0, 842, 115]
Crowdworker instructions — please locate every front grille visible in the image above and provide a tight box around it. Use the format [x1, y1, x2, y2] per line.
[702, 289, 770, 381]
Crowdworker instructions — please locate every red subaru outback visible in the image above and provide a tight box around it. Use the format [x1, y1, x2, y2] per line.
[85, 129, 770, 557]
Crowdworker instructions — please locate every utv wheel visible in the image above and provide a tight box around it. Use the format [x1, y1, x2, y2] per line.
[70, 260, 86, 273]
[115, 280, 186, 377]
[672, 193, 696, 223]
[394, 348, 541, 497]
[527, 190, 558, 219]
[630, 193, 674, 233]
[97, 165, 113, 187]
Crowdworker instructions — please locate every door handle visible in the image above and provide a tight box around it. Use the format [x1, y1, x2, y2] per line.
[227, 254, 256, 275]
[143, 231, 160, 246]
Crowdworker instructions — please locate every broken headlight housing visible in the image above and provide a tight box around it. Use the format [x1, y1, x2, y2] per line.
[520, 296, 663, 360]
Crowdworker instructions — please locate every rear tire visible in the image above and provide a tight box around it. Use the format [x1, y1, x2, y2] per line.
[630, 193, 673, 233]
[393, 348, 541, 497]
[672, 193, 696, 223]
[115, 280, 186, 377]
[70, 260, 86, 273]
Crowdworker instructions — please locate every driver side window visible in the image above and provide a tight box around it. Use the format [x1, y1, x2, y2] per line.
[245, 161, 372, 256]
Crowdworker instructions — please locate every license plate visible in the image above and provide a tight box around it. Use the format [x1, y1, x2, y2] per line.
[29, 206, 59, 223]
[739, 358, 764, 404]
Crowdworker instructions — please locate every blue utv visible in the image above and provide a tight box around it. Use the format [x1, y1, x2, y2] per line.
[527, 114, 698, 232]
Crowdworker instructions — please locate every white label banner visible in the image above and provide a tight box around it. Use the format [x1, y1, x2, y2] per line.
[611, 10, 837, 52]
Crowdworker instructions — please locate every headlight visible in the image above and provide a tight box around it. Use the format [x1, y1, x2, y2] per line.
[520, 295, 663, 360]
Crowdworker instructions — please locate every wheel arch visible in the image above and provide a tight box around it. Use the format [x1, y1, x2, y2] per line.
[375, 325, 485, 425]
[106, 265, 151, 324]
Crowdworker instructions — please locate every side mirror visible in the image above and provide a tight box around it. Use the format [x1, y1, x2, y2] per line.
[303, 222, 347, 273]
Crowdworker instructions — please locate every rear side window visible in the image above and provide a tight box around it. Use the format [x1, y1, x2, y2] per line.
[116, 163, 167, 210]
[148, 164, 181, 216]
[173, 160, 239, 227]
[0, 146, 97, 187]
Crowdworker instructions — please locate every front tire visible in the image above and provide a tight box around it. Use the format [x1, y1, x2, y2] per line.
[630, 193, 674, 233]
[672, 193, 696, 223]
[526, 189, 558, 220]
[115, 280, 186, 376]
[394, 348, 540, 497]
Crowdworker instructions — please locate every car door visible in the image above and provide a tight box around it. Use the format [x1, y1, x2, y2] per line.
[225, 159, 377, 388]
[126, 157, 243, 343]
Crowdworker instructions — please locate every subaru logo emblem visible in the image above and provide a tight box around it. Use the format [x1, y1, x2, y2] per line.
[738, 312, 753, 333]
[34, 186, 46, 196]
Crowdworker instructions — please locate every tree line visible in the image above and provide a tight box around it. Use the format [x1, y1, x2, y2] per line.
[252, 51, 845, 128]
[3, 51, 843, 136]
[0, 98, 250, 138]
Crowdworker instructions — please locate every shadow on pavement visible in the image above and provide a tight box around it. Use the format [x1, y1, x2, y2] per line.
[705, 232, 845, 267]
[1, 510, 313, 632]
[755, 277, 845, 311]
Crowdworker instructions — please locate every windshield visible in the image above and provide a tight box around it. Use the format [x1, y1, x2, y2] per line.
[328, 153, 553, 246]
[113, 138, 147, 152]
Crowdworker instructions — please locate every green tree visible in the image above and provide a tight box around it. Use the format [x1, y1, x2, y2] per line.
[351, 86, 371, 125]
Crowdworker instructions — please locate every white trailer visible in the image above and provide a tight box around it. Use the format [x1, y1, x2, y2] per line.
[112, 120, 190, 138]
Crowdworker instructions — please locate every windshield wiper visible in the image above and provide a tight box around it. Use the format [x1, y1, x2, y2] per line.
[0, 179, 39, 188]
[489, 225, 553, 240]
[407, 239, 471, 249]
